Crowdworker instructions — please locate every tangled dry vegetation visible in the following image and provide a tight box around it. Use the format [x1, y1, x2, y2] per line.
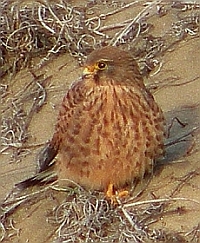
[1, 179, 200, 242]
[0, 0, 199, 76]
[0, 0, 200, 242]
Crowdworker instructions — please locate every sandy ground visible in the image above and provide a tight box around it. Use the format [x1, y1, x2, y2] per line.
[0, 1, 200, 242]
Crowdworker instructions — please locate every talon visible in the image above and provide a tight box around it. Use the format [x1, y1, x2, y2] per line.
[118, 190, 129, 198]
[106, 183, 129, 205]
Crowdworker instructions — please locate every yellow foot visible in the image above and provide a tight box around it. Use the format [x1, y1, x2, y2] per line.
[106, 183, 129, 205]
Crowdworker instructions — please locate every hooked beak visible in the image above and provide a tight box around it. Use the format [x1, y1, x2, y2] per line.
[82, 65, 96, 77]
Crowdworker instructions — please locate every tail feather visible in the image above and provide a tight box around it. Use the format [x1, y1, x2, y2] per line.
[37, 142, 58, 173]
[16, 165, 57, 190]
[15, 141, 59, 190]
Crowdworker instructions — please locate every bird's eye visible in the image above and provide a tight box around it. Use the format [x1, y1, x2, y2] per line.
[97, 62, 107, 70]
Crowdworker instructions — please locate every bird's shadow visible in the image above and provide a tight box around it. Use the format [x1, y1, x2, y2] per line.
[155, 103, 200, 172]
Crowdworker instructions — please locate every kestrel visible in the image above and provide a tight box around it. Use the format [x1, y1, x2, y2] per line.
[18, 46, 165, 199]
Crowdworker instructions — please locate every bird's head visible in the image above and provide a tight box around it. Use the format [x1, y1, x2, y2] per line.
[82, 58, 112, 78]
[82, 46, 142, 86]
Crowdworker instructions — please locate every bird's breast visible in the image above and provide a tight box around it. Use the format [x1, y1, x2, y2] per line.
[60, 85, 152, 158]
[57, 84, 164, 190]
